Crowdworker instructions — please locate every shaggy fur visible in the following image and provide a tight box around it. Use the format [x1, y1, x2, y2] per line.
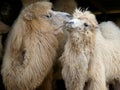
[1, 1, 70, 90]
[60, 9, 120, 90]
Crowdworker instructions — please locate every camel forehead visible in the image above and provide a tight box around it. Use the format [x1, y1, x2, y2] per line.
[33, 2, 52, 14]
[30, 1, 52, 10]
[73, 9, 98, 27]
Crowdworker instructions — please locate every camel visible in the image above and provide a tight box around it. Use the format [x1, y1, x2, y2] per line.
[1, 1, 70, 90]
[60, 9, 120, 90]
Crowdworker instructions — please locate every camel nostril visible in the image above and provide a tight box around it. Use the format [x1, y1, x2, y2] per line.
[66, 14, 72, 19]
[68, 21, 74, 25]
[64, 21, 73, 25]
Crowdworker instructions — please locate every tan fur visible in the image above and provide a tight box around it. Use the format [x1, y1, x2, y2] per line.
[1, 1, 69, 90]
[60, 9, 120, 90]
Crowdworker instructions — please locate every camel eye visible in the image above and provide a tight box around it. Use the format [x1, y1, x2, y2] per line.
[84, 23, 89, 27]
[45, 14, 52, 18]
[45, 15, 50, 18]
[42, 14, 52, 19]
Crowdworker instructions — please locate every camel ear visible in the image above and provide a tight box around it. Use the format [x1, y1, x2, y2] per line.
[24, 12, 34, 20]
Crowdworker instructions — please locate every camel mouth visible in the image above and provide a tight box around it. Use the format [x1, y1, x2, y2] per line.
[64, 18, 85, 32]
[64, 21, 75, 29]
[65, 23, 73, 29]
[49, 10, 72, 30]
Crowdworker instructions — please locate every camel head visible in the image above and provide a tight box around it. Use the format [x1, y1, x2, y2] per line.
[65, 9, 98, 34]
[65, 9, 98, 44]
[20, 1, 71, 33]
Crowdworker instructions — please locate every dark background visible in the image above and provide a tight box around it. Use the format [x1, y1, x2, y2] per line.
[0, 0, 120, 26]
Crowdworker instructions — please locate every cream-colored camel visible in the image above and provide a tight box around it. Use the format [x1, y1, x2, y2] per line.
[1, 1, 70, 90]
[60, 9, 120, 90]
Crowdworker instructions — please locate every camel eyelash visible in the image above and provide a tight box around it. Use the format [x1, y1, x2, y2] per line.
[45, 14, 51, 18]
[42, 14, 52, 19]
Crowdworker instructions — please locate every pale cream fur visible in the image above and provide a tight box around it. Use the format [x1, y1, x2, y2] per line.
[60, 9, 120, 90]
[1, 1, 70, 90]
